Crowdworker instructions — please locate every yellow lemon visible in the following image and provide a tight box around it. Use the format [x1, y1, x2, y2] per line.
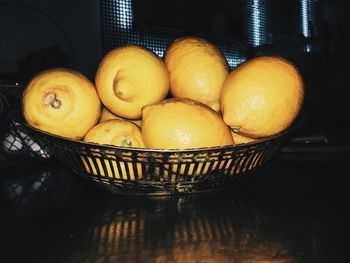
[99, 107, 141, 127]
[142, 98, 233, 150]
[22, 68, 101, 139]
[83, 120, 145, 181]
[95, 45, 169, 119]
[164, 36, 229, 111]
[84, 119, 144, 148]
[220, 56, 304, 138]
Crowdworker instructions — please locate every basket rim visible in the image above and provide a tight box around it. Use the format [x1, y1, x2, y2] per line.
[22, 121, 295, 154]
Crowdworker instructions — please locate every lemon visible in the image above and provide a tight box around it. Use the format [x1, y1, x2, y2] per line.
[95, 45, 169, 119]
[83, 120, 145, 181]
[84, 119, 144, 148]
[220, 56, 304, 138]
[164, 36, 229, 111]
[22, 68, 101, 139]
[141, 98, 233, 150]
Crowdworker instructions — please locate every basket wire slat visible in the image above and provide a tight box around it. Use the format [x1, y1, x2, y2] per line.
[200, 159, 218, 181]
[239, 152, 254, 174]
[222, 158, 235, 177]
[21, 123, 292, 195]
[251, 151, 263, 170]
[230, 154, 243, 177]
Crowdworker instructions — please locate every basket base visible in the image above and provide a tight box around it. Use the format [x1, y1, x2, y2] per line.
[85, 173, 249, 196]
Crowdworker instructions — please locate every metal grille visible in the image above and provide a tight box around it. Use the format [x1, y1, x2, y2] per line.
[0, 84, 51, 162]
[299, 0, 318, 53]
[1, 121, 51, 159]
[300, 0, 315, 38]
[100, 0, 248, 69]
[244, 0, 272, 47]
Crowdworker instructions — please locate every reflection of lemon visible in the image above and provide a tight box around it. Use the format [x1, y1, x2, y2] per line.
[84, 119, 145, 148]
[221, 56, 304, 138]
[95, 45, 169, 119]
[164, 37, 229, 112]
[99, 107, 141, 127]
[22, 68, 101, 139]
[230, 131, 257, 145]
[142, 98, 233, 150]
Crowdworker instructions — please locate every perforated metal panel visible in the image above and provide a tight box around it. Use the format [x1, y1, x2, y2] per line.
[100, 0, 247, 69]
[101, 0, 175, 57]
[299, 0, 318, 53]
[244, 0, 272, 47]
[0, 84, 51, 162]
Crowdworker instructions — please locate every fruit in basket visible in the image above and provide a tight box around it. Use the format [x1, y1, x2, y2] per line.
[164, 36, 229, 112]
[230, 131, 257, 145]
[95, 45, 169, 119]
[22, 68, 101, 139]
[99, 107, 141, 127]
[142, 98, 234, 149]
[220, 56, 304, 138]
[83, 119, 145, 181]
[84, 119, 145, 148]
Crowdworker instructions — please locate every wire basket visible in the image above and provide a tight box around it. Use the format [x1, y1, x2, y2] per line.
[23, 123, 294, 196]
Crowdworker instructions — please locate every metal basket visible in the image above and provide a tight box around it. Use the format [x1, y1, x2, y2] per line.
[23, 123, 294, 196]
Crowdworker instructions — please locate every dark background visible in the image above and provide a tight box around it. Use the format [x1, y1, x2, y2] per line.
[0, 0, 349, 137]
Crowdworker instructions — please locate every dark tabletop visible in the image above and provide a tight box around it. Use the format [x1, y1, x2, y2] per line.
[1, 148, 350, 263]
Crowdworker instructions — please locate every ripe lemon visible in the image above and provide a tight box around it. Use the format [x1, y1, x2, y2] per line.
[99, 107, 141, 127]
[95, 45, 169, 119]
[84, 119, 145, 148]
[83, 120, 145, 181]
[22, 68, 101, 139]
[220, 56, 304, 138]
[164, 37, 229, 112]
[141, 98, 233, 150]
[230, 131, 257, 145]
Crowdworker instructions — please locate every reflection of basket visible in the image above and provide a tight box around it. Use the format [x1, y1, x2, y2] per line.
[25, 123, 293, 195]
[71, 196, 297, 263]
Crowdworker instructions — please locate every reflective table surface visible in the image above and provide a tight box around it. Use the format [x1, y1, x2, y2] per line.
[1, 150, 349, 263]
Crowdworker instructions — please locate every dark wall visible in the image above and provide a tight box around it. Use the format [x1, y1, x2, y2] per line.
[0, 0, 102, 82]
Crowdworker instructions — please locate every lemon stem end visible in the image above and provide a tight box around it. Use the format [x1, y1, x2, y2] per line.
[43, 92, 61, 109]
[231, 127, 241, 133]
[122, 139, 132, 147]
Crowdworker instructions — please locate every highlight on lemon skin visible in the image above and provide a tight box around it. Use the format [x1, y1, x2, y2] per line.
[164, 36, 229, 112]
[220, 55, 304, 138]
[141, 98, 234, 150]
[22, 68, 101, 140]
[95, 45, 170, 120]
[84, 119, 145, 148]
